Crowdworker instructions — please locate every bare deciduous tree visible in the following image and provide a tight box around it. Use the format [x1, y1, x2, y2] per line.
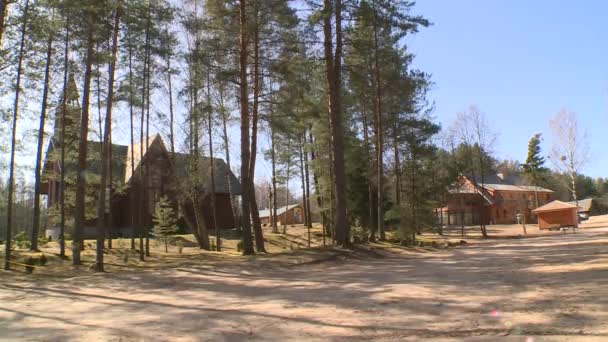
[449, 106, 496, 238]
[549, 109, 590, 208]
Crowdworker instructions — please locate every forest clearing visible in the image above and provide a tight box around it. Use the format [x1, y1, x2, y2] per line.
[1, 219, 608, 341]
[2, 0, 608, 340]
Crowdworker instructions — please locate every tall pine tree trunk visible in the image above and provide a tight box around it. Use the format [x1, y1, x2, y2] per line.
[372, 7, 385, 241]
[219, 83, 238, 231]
[0, 0, 10, 47]
[283, 152, 290, 235]
[206, 69, 220, 251]
[393, 120, 401, 206]
[270, 107, 279, 234]
[107, 122, 113, 249]
[299, 137, 310, 246]
[362, 107, 377, 241]
[303, 132, 312, 229]
[248, 5, 265, 253]
[59, 15, 70, 258]
[323, 0, 349, 247]
[127, 31, 136, 250]
[144, 29, 152, 257]
[309, 130, 326, 245]
[73, 11, 96, 266]
[239, 0, 254, 255]
[4, 0, 28, 270]
[298, 136, 308, 227]
[166, 29, 176, 163]
[94, 7, 120, 272]
[31, 29, 54, 251]
[138, 34, 147, 260]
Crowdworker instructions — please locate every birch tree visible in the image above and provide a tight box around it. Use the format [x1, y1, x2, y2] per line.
[549, 109, 590, 208]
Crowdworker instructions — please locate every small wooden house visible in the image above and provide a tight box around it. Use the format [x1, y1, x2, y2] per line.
[259, 204, 303, 226]
[532, 200, 579, 230]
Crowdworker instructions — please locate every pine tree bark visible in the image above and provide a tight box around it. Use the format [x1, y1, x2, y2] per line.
[303, 132, 312, 229]
[219, 83, 239, 231]
[144, 29, 152, 257]
[372, 7, 385, 241]
[59, 15, 70, 258]
[31, 29, 54, 251]
[323, 0, 349, 247]
[309, 130, 326, 245]
[270, 108, 279, 234]
[73, 10, 96, 266]
[299, 138, 310, 246]
[107, 121, 113, 249]
[283, 153, 290, 235]
[298, 138, 308, 228]
[166, 31, 176, 163]
[138, 28, 148, 260]
[0, 0, 11, 47]
[239, 0, 254, 255]
[3, 0, 28, 270]
[393, 120, 401, 206]
[206, 69, 220, 251]
[127, 30, 136, 251]
[95, 7, 120, 272]
[249, 7, 265, 253]
[362, 106, 377, 241]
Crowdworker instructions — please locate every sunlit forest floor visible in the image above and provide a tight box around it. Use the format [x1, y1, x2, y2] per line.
[0, 223, 339, 277]
[1, 218, 608, 340]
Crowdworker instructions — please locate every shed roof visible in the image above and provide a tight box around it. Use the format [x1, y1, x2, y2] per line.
[532, 200, 578, 213]
[568, 198, 592, 212]
[259, 204, 300, 218]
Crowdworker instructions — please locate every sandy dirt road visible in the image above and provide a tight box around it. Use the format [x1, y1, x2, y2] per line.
[1, 228, 608, 341]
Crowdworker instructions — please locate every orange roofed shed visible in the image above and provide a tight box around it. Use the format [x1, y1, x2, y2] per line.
[532, 200, 579, 230]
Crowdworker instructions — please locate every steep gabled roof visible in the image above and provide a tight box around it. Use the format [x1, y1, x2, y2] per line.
[42, 138, 127, 182]
[172, 152, 242, 195]
[42, 134, 241, 195]
[124, 134, 165, 183]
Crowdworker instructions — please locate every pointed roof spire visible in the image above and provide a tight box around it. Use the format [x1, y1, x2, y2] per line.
[64, 73, 80, 107]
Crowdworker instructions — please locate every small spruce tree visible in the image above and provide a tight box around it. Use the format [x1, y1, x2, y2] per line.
[152, 196, 178, 253]
[522, 133, 549, 207]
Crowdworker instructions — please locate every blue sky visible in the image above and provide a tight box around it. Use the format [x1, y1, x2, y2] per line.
[406, 0, 607, 177]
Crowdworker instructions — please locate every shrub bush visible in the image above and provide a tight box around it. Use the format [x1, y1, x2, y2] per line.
[38, 235, 49, 248]
[14, 231, 30, 249]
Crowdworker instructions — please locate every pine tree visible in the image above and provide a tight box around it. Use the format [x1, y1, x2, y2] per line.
[522, 133, 548, 207]
[72, 0, 103, 266]
[31, 1, 56, 251]
[4, 0, 29, 271]
[237, 0, 254, 255]
[94, 3, 121, 272]
[322, 0, 349, 247]
[152, 196, 178, 253]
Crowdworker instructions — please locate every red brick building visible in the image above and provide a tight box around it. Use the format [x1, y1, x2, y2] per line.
[438, 173, 554, 226]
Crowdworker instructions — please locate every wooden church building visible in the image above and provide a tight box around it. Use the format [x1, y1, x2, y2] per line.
[41, 77, 241, 240]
